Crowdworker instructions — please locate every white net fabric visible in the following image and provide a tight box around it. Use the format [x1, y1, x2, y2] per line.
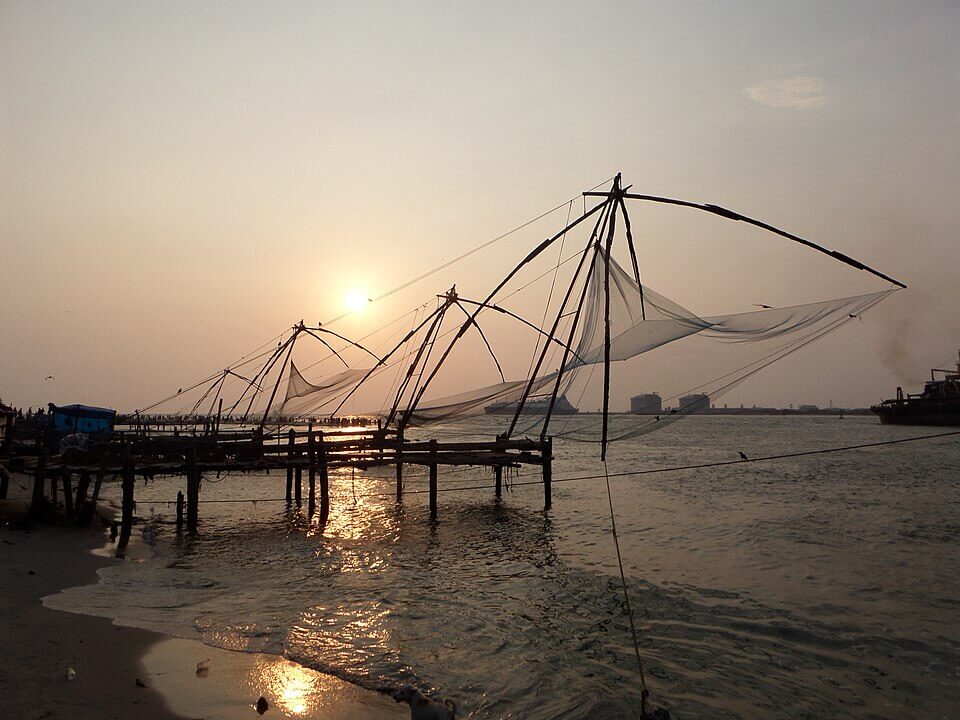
[400, 251, 893, 437]
[280, 361, 370, 415]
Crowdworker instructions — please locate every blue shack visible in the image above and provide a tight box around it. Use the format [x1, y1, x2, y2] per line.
[48, 403, 116, 433]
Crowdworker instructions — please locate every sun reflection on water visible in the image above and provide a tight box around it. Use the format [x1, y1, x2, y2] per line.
[250, 655, 336, 716]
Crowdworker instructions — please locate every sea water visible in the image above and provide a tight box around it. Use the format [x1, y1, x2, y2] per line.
[46, 417, 960, 719]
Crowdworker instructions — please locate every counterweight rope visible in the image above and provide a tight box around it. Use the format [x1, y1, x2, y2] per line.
[603, 459, 650, 712]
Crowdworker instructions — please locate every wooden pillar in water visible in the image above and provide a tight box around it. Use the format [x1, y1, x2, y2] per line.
[30, 445, 47, 519]
[307, 426, 316, 512]
[543, 436, 553, 510]
[429, 439, 438, 518]
[494, 434, 504, 499]
[89, 465, 106, 523]
[61, 467, 74, 520]
[118, 455, 135, 552]
[395, 430, 404, 502]
[186, 448, 200, 533]
[319, 431, 329, 522]
[75, 471, 91, 523]
[176, 490, 184, 529]
[294, 464, 303, 506]
[377, 418, 384, 462]
[285, 429, 294, 502]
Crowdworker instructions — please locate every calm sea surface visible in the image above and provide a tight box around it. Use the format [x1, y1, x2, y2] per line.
[53, 417, 960, 719]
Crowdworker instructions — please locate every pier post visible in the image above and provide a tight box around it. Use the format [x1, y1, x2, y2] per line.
[0, 465, 7, 500]
[186, 448, 200, 533]
[429, 439, 438, 518]
[395, 430, 404, 502]
[89, 465, 106, 523]
[543, 436, 553, 510]
[60, 468, 74, 520]
[118, 453, 135, 553]
[494, 434, 504, 499]
[254, 427, 264, 460]
[29, 444, 47, 519]
[377, 418, 384, 462]
[75, 471, 91, 523]
[308, 425, 316, 513]
[295, 465, 303, 506]
[319, 432, 329, 523]
[285, 429, 295, 502]
[176, 490, 184, 529]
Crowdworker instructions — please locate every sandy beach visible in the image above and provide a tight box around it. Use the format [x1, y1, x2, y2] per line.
[0, 521, 183, 720]
[0, 482, 405, 720]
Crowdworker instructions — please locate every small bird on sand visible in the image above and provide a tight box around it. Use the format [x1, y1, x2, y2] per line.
[44, 375, 55, 380]
[177, 388, 183, 394]
[739, 452, 749, 461]
[848, 313, 862, 321]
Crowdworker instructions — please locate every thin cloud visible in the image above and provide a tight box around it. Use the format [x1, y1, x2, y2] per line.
[743, 75, 827, 109]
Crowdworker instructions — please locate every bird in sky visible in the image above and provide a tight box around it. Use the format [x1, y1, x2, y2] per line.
[739, 452, 749, 461]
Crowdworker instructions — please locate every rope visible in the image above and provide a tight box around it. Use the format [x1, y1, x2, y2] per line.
[603, 459, 649, 710]
[322, 176, 616, 325]
[125, 429, 960, 504]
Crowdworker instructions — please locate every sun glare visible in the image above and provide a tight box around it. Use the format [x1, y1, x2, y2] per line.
[343, 289, 369, 313]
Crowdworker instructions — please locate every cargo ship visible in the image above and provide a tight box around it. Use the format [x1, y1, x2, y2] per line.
[872, 352, 960, 426]
[485, 394, 579, 415]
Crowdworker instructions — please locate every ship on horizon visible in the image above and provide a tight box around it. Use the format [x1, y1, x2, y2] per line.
[872, 351, 960, 426]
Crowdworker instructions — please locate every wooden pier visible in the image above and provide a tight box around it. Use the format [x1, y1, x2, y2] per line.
[8, 426, 553, 552]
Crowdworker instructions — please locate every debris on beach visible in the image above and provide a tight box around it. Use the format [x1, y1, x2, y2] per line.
[65, 666, 76, 681]
[255, 695, 269, 714]
[135, 678, 147, 688]
[196, 658, 210, 677]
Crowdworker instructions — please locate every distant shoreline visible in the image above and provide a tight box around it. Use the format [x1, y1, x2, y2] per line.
[586, 408, 875, 416]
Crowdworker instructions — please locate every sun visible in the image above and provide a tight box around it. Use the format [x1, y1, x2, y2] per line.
[343, 288, 369, 313]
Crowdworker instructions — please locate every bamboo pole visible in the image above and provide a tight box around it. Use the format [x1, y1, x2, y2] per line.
[600, 178, 619, 460]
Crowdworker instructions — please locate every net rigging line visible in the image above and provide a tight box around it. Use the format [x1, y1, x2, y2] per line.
[320, 176, 617, 327]
[124, 429, 960, 504]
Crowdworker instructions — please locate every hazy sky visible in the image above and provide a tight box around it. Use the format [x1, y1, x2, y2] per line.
[2, 1, 959, 412]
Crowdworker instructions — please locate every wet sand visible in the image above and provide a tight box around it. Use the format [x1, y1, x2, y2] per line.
[0, 481, 405, 720]
[0, 522, 183, 720]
